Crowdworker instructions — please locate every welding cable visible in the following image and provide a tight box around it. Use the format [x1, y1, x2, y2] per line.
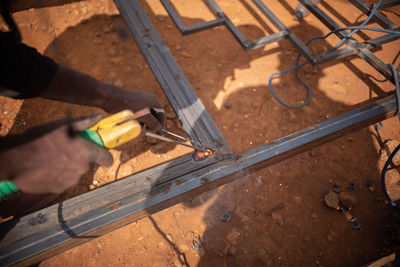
[327, 0, 382, 53]
[268, 25, 400, 108]
[381, 144, 400, 207]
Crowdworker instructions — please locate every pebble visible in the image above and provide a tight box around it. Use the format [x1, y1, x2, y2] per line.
[3, 111, 8, 115]
[311, 213, 318, 220]
[346, 136, 354, 142]
[332, 184, 340, 194]
[217, 63, 222, 68]
[252, 102, 261, 108]
[114, 79, 124, 87]
[167, 25, 172, 29]
[224, 100, 232, 109]
[176, 45, 182, 51]
[94, 39, 102, 44]
[93, 180, 99, 185]
[324, 191, 339, 209]
[233, 123, 239, 128]
[309, 150, 316, 157]
[271, 212, 284, 226]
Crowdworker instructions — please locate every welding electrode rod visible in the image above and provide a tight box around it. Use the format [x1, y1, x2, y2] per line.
[143, 131, 202, 150]
[161, 129, 204, 147]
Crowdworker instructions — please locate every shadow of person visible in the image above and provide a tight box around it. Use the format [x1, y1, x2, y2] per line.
[161, 13, 395, 267]
[1, 1, 397, 265]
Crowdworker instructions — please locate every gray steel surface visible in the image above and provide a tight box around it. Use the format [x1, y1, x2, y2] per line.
[0, 0, 399, 265]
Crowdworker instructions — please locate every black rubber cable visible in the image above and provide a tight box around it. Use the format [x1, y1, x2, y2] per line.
[381, 144, 400, 206]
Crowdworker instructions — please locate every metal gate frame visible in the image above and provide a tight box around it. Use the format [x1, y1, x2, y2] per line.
[0, 0, 399, 265]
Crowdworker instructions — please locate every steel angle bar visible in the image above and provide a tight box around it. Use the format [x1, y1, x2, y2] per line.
[162, 0, 288, 50]
[0, 153, 220, 266]
[300, 0, 395, 82]
[249, 32, 288, 49]
[251, 0, 317, 64]
[317, 33, 400, 64]
[350, 0, 398, 30]
[1, 94, 397, 266]
[379, 0, 400, 9]
[114, 0, 232, 155]
[160, 0, 225, 35]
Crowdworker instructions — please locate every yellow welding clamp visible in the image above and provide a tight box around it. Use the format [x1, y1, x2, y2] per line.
[80, 110, 142, 149]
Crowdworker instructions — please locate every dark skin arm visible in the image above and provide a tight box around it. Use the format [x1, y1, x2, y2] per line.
[41, 66, 166, 131]
[0, 67, 165, 194]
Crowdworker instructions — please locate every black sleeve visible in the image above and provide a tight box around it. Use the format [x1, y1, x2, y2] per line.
[0, 30, 59, 99]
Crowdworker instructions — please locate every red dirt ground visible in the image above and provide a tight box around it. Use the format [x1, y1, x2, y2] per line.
[1, 0, 400, 266]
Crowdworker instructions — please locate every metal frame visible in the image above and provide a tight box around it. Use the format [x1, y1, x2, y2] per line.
[0, 0, 399, 265]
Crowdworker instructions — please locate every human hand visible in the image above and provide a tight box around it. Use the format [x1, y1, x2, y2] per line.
[0, 114, 113, 194]
[102, 86, 166, 132]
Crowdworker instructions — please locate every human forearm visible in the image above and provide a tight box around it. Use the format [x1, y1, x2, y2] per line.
[41, 66, 166, 131]
[40, 66, 110, 109]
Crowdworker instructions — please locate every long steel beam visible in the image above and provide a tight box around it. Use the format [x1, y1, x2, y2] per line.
[115, 0, 232, 156]
[0, 94, 397, 266]
[379, 0, 400, 9]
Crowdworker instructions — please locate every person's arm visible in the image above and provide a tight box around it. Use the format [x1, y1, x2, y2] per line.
[41, 66, 166, 131]
[0, 31, 165, 194]
[0, 30, 165, 131]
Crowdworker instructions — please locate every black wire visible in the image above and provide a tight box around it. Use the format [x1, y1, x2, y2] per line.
[381, 144, 400, 206]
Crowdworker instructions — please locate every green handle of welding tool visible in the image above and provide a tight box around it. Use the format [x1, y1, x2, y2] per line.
[0, 181, 19, 199]
[0, 131, 104, 199]
[79, 129, 105, 147]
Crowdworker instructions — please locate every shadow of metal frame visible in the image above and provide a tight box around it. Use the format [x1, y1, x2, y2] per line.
[0, 0, 399, 265]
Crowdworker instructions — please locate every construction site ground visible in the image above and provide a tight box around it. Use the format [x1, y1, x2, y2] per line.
[1, 0, 400, 266]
